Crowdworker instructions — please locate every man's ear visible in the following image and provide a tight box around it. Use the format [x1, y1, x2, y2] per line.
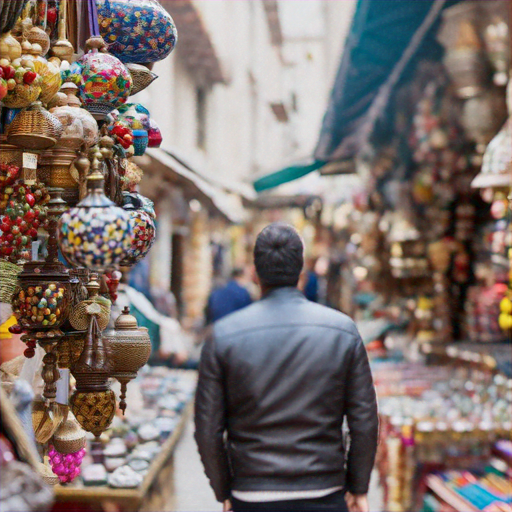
[251, 265, 259, 285]
[298, 269, 307, 291]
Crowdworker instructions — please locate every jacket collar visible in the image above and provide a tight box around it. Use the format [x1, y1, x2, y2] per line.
[263, 286, 304, 301]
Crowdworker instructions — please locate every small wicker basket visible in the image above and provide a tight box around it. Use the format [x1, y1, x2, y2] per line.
[2, 83, 42, 109]
[52, 418, 86, 454]
[0, 260, 21, 304]
[7, 102, 63, 150]
[127, 63, 158, 96]
[0, 139, 24, 167]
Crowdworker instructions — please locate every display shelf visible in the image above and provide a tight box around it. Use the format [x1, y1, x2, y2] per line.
[54, 400, 193, 512]
[426, 474, 479, 512]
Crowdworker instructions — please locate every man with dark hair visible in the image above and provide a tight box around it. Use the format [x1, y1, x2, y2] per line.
[195, 223, 378, 512]
[206, 268, 253, 323]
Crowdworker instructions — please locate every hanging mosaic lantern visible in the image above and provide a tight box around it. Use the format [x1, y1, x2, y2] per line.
[121, 192, 156, 266]
[96, 0, 178, 64]
[69, 275, 116, 439]
[57, 158, 132, 272]
[108, 103, 151, 131]
[68, 37, 132, 120]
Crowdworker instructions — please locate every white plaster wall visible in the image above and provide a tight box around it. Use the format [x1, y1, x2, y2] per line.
[136, 0, 356, 184]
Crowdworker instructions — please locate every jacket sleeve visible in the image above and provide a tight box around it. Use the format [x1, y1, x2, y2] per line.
[194, 334, 231, 502]
[345, 333, 378, 495]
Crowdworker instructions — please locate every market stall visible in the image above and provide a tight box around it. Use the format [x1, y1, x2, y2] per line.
[314, 1, 511, 511]
[0, 0, 189, 507]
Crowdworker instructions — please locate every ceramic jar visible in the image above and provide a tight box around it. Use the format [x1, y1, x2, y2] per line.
[57, 171, 132, 272]
[96, 0, 178, 63]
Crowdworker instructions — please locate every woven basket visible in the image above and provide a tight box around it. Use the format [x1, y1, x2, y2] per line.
[2, 83, 42, 109]
[37, 462, 59, 486]
[49, 164, 78, 188]
[7, 102, 63, 150]
[127, 63, 158, 96]
[69, 299, 111, 331]
[28, 26, 51, 56]
[52, 418, 87, 454]
[0, 260, 21, 304]
[0, 141, 23, 167]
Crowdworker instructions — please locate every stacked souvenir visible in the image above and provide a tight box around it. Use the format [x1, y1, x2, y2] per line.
[372, 359, 512, 512]
[0, 0, 175, 487]
[76, 368, 196, 489]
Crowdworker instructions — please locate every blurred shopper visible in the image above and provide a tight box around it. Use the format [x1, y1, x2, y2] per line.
[206, 268, 253, 323]
[303, 258, 319, 302]
[195, 223, 378, 512]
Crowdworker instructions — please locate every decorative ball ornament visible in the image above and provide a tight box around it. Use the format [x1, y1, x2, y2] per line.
[96, 0, 178, 64]
[69, 37, 132, 120]
[57, 161, 132, 272]
[49, 445, 86, 484]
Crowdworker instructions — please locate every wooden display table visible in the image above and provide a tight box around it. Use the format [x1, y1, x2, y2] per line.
[54, 401, 193, 512]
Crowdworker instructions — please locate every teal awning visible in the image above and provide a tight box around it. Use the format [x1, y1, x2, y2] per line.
[314, 0, 461, 162]
[253, 160, 326, 193]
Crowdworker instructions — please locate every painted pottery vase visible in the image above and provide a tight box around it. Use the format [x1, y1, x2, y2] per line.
[96, 0, 178, 63]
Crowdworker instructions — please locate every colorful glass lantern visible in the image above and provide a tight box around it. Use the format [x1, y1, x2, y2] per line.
[121, 192, 156, 266]
[68, 37, 132, 120]
[109, 103, 151, 131]
[147, 118, 162, 148]
[96, 0, 178, 63]
[57, 163, 132, 272]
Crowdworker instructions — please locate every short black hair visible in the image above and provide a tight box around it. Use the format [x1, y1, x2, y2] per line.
[254, 223, 304, 288]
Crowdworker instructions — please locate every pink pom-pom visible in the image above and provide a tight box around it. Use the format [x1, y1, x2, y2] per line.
[49, 447, 57, 457]
[58, 475, 68, 483]
[65, 454, 75, 464]
[53, 454, 63, 465]
[53, 463, 65, 475]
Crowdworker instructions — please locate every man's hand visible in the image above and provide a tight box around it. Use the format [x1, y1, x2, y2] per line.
[345, 493, 369, 512]
[223, 499, 232, 512]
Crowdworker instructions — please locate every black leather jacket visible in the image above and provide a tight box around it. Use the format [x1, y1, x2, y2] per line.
[195, 287, 378, 502]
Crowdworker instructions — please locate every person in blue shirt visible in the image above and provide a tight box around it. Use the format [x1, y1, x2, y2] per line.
[206, 268, 253, 323]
